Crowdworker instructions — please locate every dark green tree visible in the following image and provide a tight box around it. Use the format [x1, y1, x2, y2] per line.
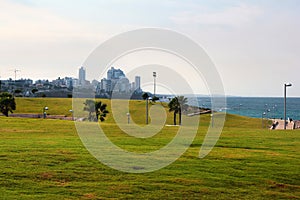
[152, 96, 159, 102]
[168, 97, 179, 125]
[95, 101, 109, 122]
[168, 96, 188, 125]
[142, 92, 149, 100]
[177, 96, 188, 125]
[0, 92, 16, 117]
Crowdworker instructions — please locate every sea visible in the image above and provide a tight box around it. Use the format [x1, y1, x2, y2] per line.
[194, 97, 300, 120]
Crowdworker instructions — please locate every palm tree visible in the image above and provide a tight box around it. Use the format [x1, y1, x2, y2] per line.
[177, 96, 188, 125]
[142, 92, 149, 100]
[95, 101, 109, 122]
[83, 99, 109, 122]
[168, 97, 179, 125]
[0, 92, 16, 117]
[168, 96, 188, 125]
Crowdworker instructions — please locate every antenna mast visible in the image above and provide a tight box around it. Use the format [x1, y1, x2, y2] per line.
[14, 69, 21, 81]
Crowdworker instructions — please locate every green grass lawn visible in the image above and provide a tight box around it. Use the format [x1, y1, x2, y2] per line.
[1, 98, 299, 199]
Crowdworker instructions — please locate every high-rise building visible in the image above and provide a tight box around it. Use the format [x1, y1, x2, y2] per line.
[96, 67, 143, 98]
[131, 82, 136, 91]
[135, 76, 141, 90]
[107, 67, 125, 80]
[78, 66, 86, 86]
[113, 77, 130, 93]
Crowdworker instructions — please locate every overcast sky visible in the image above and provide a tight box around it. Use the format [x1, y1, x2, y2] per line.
[0, 0, 299, 97]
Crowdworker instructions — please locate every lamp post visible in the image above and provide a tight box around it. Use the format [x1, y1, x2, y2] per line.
[126, 113, 130, 124]
[146, 97, 152, 124]
[43, 106, 48, 119]
[69, 110, 74, 121]
[153, 72, 156, 98]
[284, 83, 292, 129]
[262, 112, 266, 128]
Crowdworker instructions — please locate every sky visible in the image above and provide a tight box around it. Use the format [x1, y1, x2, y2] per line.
[0, 0, 299, 97]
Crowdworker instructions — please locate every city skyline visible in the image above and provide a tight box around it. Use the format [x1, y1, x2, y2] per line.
[0, 0, 299, 97]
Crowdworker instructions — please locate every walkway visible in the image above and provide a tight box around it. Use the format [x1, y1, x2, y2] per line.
[8, 113, 73, 121]
[271, 119, 295, 130]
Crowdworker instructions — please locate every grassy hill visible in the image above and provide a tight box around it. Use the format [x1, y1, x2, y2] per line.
[1, 98, 299, 199]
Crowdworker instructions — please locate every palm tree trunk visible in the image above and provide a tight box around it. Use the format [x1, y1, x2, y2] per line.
[173, 112, 177, 125]
[179, 110, 182, 125]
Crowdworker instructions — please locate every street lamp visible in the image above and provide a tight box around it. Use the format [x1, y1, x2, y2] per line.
[146, 97, 152, 124]
[284, 83, 292, 129]
[262, 112, 266, 128]
[43, 106, 48, 119]
[153, 72, 156, 98]
[69, 109, 74, 121]
[126, 113, 130, 124]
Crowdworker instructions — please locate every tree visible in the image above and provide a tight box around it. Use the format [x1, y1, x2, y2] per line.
[168, 97, 179, 125]
[168, 96, 188, 125]
[95, 101, 109, 122]
[142, 92, 149, 100]
[152, 96, 159, 102]
[14, 89, 22, 94]
[31, 88, 38, 94]
[0, 92, 16, 117]
[177, 96, 188, 125]
[83, 99, 109, 122]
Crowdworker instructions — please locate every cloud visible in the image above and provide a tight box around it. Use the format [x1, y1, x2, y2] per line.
[0, 0, 122, 80]
[0, 0, 116, 40]
[170, 3, 263, 27]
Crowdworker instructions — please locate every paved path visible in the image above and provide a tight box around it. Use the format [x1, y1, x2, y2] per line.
[8, 113, 73, 121]
[272, 119, 294, 130]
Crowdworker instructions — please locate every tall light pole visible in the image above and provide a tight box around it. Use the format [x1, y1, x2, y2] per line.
[284, 83, 292, 130]
[14, 69, 20, 82]
[69, 110, 74, 121]
[262, 112, 266, 128]
[146, 97, 148, 124]
[126, 113, 130, 124]
[153, 72, 156, 98]
[43, 106, 48, 119]
[146, 97, 152, 124]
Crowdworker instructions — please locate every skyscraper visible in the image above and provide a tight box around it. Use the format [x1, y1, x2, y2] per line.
[107, 67, 125, 80]
[78, 66, 86, 86]
[135, 76, 141, 91]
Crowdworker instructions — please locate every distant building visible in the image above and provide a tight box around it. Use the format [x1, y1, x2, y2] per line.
[107, 67, 125, 80]
[64, 77, 74, 89]
[131, 82, 136, 91]
[72, 78, 79, 87]
[113, 77, 130, 93]
[135, 76, 141, 91]
[95, 67, 143, 99]
[78, 66, 86, 86]
[100, 78, 111, 92]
